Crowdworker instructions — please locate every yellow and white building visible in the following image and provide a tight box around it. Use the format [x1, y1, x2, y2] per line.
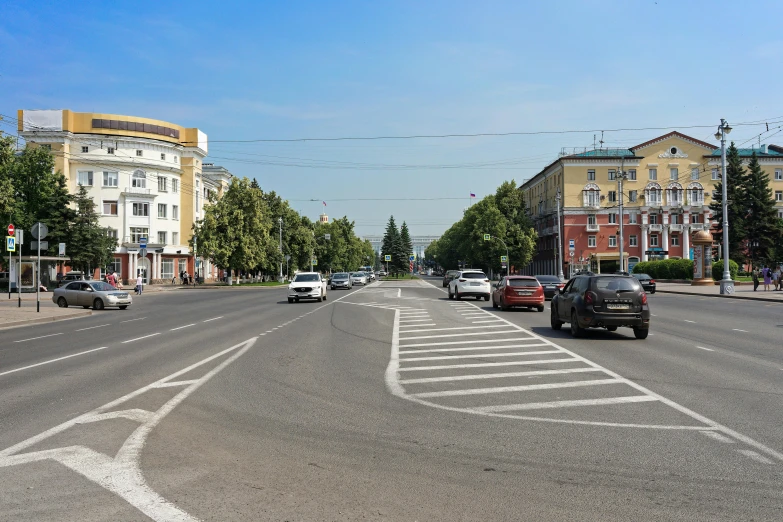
[18, 109, 231, 284]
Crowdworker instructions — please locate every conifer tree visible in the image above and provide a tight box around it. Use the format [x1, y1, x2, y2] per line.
[709, 142, 748, 263]
[399, 221, 413, 273]
[744, 152, 783, 265]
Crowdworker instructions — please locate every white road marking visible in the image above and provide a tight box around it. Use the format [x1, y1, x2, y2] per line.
[473, 396, 658, 413]
[203, 316, 223, 322]
[696, 346, 714, 352]
[400, 329, 518, 340]
[700, 431, 735, 443]
[13, 333, 63, 343]
[399, 343, 548, 354]
[399, 319, 432, 323]
[402, 337, 538, 348]
[0, 346, 109, 377]
[412, 378, 621, 398]
[684, 320, 696, 323]
[170, 323, 196, 331]
[399, 367, 601, 384]
[75, 324, 111, 332]
[398, 324, 510, 334]
[399, 357, 577, 372]
[472, 319, 503, 324]
[0, 337, 258, 522]
[737, 449, 774, 465]
[399, 323, 436, 328]
[120, 317, 146, 323]
[732, 328, 748, 333]
[152, 379, 199, 388]
[121, 333, 160, 344]
[401, 349, 561, 363]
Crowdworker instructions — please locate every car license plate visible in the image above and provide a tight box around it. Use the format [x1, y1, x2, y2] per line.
[470, 282, 481, 286]
[517, 291, 532, 296]
[606, 304, 629, 310]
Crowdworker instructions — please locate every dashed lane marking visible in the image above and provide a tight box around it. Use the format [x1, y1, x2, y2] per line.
[170, 323, 196, 331]
[121, 333, 160, 344]
[696, 346, 714, 352]
[684, 320, 696, 323]
[0, 346, 109, 378]
[732, 328, 748, 333]
[75, 324, 111, 332]
[13, 333, 63, 343]
[203, 316, 223, 322]
[120, 317, 146, 323]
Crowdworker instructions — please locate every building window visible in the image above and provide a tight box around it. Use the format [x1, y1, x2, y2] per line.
[158, 177, 167, 192]
[81, 146, 89, 153]
[776, 169, 783, 181]
[136, 149, 143, 157]
[691, 168, 699, 180]
[132, 170, 146, 188]
[608, 236, 617, 247]
[627, 169, 637, 181]
[103, 201, 118, 216]
[629, 213, 638, 224]
[178, 258, 186, 274]
[172, 232, 179, 245]
[174, 156, 178, 164]
[608, 169, 616, 181]
[157, 203, 167, 218]
[77, 171, 93, 186]
[608, 213, 618, 224]
[130, 227, 149, 243]
[132, 202, 149, 216]
[711, 168, 720, 180]
[103, 171, 118, 187]
[584, 189, 600, 207]
[692, 214, 701, 224]
[106, 228, 118, 239]
[776, 191, 783, 202]
[588, 214, 596, 226]
[107, 147, 114, 154]
[670, 168, 678, 180]
[172, 178, 178, 193]
[779, 210, 783, 219]
[671, 235, 679, 246]
[649, 213, 658, 225]
[646, 183, 663, 205]
[158, 231, 167, 244]
[161, 153, 166, 161]
[172, 205, 179, 220]
[668, 187, 683, 206]
[629, 190, 638, 202]
[629, 235, 638, 247]
[649, 168, 657, 180]
[608, 191, 617, 203]
[588, 235, 596, 248]
[670, 213, 680, 225]
[587, 169, 595, 181]
[162, 259, 174, 279]
[650, 235, 659, 247]
[111, 258, 122, 279]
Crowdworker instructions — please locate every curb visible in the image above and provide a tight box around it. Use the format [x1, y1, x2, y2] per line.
[0, 310, 93, 330]
[655, 289, 783, 304]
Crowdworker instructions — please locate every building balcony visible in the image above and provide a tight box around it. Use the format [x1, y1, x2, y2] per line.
[669, 224, 684, 232]
[122, 187, 156, 197]
[689, 223, 710, 231]
[586, 223, 600, 232]
[648, 224, 663, 232]
[121, 236, 165, 249]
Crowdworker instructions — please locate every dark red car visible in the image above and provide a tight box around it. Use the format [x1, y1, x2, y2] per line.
[491, 276, 545, 312]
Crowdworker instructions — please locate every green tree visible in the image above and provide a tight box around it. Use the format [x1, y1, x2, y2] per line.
[710, 143, 748, 264]
[399, 221, 413, 273]
[0, 136, 16, 223]
[744, 152, 783, 266]
[42, 174, 76, 257]
[381, 216, 399, 274]
[68, 185, 116, 272]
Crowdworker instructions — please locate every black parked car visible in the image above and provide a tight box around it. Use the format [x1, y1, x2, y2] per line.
[632, 273, 656, 293]
[535, 274, 565, 299]
[550, 273, 650, 339]
[442, 270, 460, 287]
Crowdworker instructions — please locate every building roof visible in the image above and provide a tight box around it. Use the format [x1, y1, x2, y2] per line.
[704, 145, 783, 157]
[568, 148, 636, 158]
[630, 131, 715, 152]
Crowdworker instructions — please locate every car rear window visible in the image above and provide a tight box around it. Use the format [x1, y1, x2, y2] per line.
[461, 272, 487, 279]
[594, 277, 641, 292]
[536, 275, 560, 283]
[508, 279, 539, 287]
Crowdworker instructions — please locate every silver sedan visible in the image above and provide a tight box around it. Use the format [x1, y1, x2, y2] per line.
[52, 281, 133, 310]
[350, 272, 368, 285]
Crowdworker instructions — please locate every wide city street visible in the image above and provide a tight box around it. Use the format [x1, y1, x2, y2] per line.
[1, 280, 781, 521]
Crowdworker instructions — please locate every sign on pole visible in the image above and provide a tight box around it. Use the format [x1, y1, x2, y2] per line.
[384, 254, 391, 261]
[31, 222, 48, 240]
[324, 233, 331, 240]
[59, 243, 66, 256]
[500, 255, 508, 262]
[139, 248, 147, 258]
[312, 258, 318, 266]
[139, 237, 147, 247]
[569, 239, 575, 249]
[409, 255, 415, 261]
[7, 224, 14, 236]
[483, 234, 491, 241]
[31, 241, 48, 250]
[6, 236, 15, 252]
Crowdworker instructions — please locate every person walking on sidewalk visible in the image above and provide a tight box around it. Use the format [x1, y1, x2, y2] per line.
[762, 266, 771, 291]
[775, 266, 782, 291]
[136, 274, 143, 295]
[752, 268, 759, 291]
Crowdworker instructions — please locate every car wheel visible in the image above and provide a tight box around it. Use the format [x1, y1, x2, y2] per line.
[448, 288, 454, 300]
[492, 296, 498, 309]
[322, 292, 327, 301]
[650, 289, 656, 294]
[288, 298, 294, 303]
[570, 311, 585, 338]
[550, 306, 562, 330]
[484, 294, 490, 302]
[455, 290, 461, 300]
[606, 326, 618, 332]
[500, 297, 509, 311]
[537, 305, 545, 312]
[475, 296, 481, 301]
[331, 286, 335, 290]
[57, 297, 68, 308]
[633, 327, 649, 339]
[119, 305, 128, 310]
[93, 299, 104, 311]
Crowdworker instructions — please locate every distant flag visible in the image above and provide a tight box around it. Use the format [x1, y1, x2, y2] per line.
[470, 193, 476, 198]
[322, 201, 327, 207]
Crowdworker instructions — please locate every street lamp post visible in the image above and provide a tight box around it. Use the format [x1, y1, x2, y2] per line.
[555, 188, 564, 281]
[278, 217, 283, 282]
[715, 119, 734, 295]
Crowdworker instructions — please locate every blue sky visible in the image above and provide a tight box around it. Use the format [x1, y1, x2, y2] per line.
[2, 0, 782, 237]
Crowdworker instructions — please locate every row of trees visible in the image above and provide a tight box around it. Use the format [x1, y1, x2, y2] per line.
[0, 137, 115, 272]
[381, 216, 413, 276]
[191, 177, 374, 279]
[425, 181, 537, 274]
[710, 144, 783, 267]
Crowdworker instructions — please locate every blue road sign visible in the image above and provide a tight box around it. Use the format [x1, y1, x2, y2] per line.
[409, 255, 415, 261]
[384, 255, 391, 261]
[139, 237, 147, 247]
[6, 236, 15, 252]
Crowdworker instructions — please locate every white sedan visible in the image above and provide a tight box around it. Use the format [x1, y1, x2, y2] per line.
[288, 272, 327, 303]
[448, 270, 491, 301]
[350, 272, 368, 285]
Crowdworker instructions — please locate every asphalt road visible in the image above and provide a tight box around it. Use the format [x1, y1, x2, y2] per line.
[0, 279, 781, 521]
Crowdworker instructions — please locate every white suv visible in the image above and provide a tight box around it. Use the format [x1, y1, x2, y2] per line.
[288, 272, 327, 303]
[448, 270, 491, 301]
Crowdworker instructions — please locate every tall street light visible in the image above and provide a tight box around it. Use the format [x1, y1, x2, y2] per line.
[278, 217, 283, 282]
[555, 188, 564, 281]
[715, 119, 734, 295]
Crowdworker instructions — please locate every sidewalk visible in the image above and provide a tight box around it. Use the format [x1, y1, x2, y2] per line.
[655, 282, 783, 303]
[0, 296, 92, 329]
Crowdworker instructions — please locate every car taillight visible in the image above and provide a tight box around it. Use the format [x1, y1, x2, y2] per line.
[484, 279, 489, 283]
[584, 291, 596, 305]
[459, 279, 466, 282]
[557, 283, 565, 289]
[649, 279, 655, 284]
[641, 292, 648, 305]
[535, 287, 543, 296]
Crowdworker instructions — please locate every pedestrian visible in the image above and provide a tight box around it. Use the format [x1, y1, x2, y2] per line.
[752, 268, 759, 292]
[184, 272, 189, 285]
[136, 273, 143, 295]
[775, 266, 782, 291]
[762, 265, 771, 291]
[107, 271, 117, 289]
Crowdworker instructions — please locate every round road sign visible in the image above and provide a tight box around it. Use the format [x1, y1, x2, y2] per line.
[7, 224, 14, 236]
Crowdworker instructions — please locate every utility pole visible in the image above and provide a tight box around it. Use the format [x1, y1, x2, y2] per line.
[715, 119, 734, 295]
[618, 159, 626, 273]
[555, 188, 564, 281]
[278, 217, 283, 282]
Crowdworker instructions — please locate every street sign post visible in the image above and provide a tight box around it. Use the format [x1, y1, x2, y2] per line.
[7, 224, 14, 236]
[32, 222, 48, 313]
[31, 222, 48, 240]
[500, 255, 508, 262]
[15, 229, 23, 306]
[31, 241, 48, 250]
[569, 239, 575, 249]
[409, 255, 415, 261]
[139, 248, 147, 258]
[324, 233, 331, 241]
[384, 255, 391, 261]
[6, 234, 14, 300]
[139, 237, 147, 247]
[6, 236, 14, 252]
[58, 243, 66, 256]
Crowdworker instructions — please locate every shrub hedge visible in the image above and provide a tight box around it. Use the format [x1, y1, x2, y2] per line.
[711, 259, 739, 281]
[632, 259, 694, 280]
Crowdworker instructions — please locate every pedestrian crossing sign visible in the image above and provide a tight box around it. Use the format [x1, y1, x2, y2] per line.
[483, 234, 491, 241]
[384, 255, 391, 261]
[5, 236, 14, 252]
[500, 255, 507, 262]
